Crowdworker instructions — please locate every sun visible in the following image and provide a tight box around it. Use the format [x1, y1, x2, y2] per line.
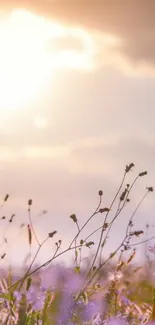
[0, 10, 53, 115]
[0, 9, 95, 116]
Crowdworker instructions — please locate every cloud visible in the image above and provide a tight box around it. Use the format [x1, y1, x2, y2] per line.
[0, 135, 154, 180]
[3, 0, 155, 72]
[69, 135, 155, 175]
[0, 136, 154, 267]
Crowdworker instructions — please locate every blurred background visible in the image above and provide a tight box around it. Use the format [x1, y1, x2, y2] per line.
[0, 1, 154, 269]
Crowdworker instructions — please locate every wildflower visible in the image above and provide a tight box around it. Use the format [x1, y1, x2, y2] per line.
[13, 291, 22, 302]
[148, 245, 155, 254]
[82, 300, 102, 322]
[26, 286, 37, 304]
[121, 295, 130, 306]
[108, 271, 123, 281]
[109, 317, 127, 325]
[64, 270, 84, 294]
[57, 290, 76, 324]
[32, 293, 45, 311]
[3, 299, 9, 309]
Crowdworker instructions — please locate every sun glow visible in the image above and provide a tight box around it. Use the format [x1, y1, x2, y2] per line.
[0, 9, 95, 114]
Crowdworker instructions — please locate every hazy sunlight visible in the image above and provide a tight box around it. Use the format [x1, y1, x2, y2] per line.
[0, 9, 95, 115]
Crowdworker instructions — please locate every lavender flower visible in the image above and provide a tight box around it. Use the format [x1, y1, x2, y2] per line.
[13, 291, 22, 302]
[148, 245, 155, 254]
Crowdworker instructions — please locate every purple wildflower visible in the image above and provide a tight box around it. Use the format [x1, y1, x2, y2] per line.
[13, 291, 22, 302]
[148, 245, 155, 254]
[82, 300, 102, 322]
[121, 295, 130, 306]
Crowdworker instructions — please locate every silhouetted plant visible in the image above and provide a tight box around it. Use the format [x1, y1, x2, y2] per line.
[0, 163, 154, 324]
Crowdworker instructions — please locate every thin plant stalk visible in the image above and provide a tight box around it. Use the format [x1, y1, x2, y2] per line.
[69, 194, 102, 249]
[9, 243, 86, 291]
[18, 236, 49, 290]
[87, 170, 127, 274]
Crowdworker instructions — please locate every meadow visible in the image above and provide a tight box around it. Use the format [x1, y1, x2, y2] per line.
[0, 162, 155, 325]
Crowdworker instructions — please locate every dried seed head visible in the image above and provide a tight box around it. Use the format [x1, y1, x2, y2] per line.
[27, 224, 32, 245]
[146, 186, 154, 192]
[116, 261, 124, 271]
[9, 214, 15, 223]
[86, 241, 94, 248]
[70, 214, 77, 223]
[99, 207, 110, 213]
[139, 171, 147, 177]
[120, 188, 127, 201]
[127, 249, 136, 264]
[4, 194, 9, 202]
[49, 231, 57, 238]
[103, 222, 109, 230]
[20, 223, 25, 228]
[95, 283, 101, 289]
[26, 277, 32, 291]
[129, 220, 133, 227]
[125, 163, 134, 173]
[28, 199, 32, 206]
[134, 230, 144, 237]
[98, 190, 103, 196]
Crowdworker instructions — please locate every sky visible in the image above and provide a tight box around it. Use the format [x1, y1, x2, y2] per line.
[0, 1, 154, 270]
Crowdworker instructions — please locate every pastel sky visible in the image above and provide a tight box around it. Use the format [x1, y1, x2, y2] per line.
[0, 0, 154, 270]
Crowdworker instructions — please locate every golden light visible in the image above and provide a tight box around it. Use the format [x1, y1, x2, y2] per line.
[0, 9, 95, 115]
[34, 116, 48, 129]
[0, 10, 50, 114]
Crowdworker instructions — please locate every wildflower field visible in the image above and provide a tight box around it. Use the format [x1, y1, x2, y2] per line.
[0, 163, 155, 325]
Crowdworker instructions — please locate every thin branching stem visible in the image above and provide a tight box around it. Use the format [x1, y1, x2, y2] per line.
[125, 190, 149, 238]
[130, 236, 155, 247]
[75, 235, 128, 302]
[74, 222, 80, 267]
[28, 207, 40, 246]
[98, 175, 139, 264]
[18, 236, 49, 290]
[8, 244, 85, 291]
[69, 195, 102, 249]
[87, 170, 127, 275]
[98, 181, 148, 265]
